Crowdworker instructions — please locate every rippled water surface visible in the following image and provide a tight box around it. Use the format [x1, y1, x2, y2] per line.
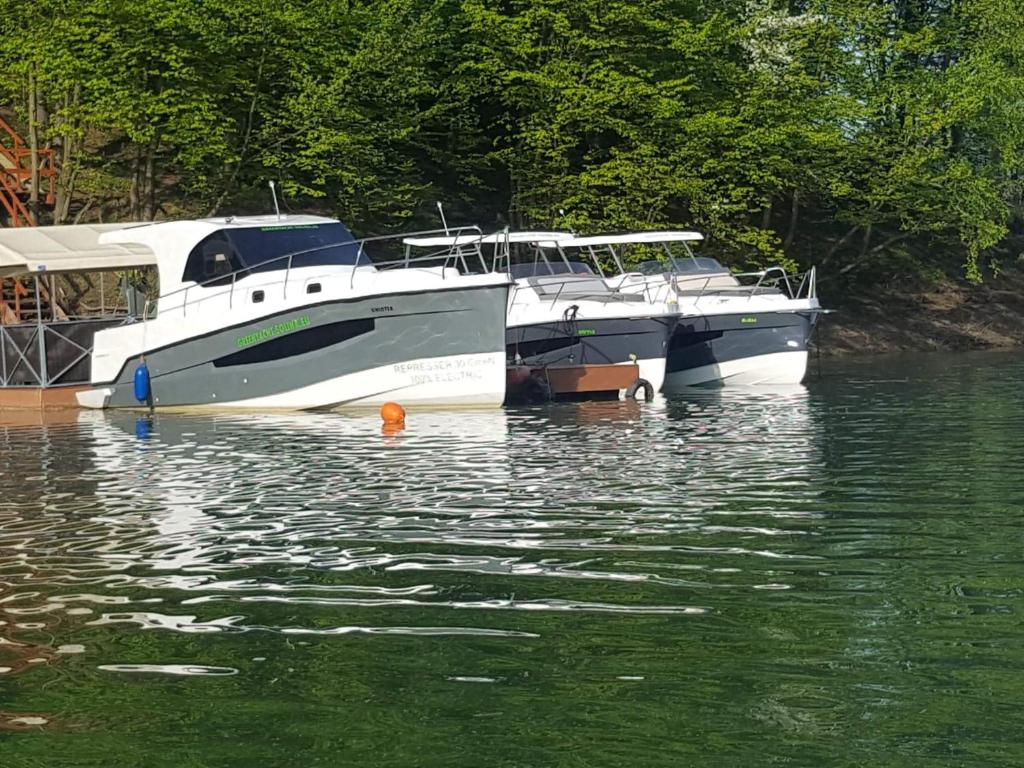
[2, 352, 1023, 766]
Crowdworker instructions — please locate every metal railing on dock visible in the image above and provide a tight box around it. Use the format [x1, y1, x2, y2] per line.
[1, 317, 126, 387]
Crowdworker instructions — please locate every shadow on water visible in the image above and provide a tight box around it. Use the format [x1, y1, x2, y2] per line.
[1, 352, 1023, 765]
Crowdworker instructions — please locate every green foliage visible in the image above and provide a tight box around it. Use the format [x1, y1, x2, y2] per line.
[0, 0, 1021, 281]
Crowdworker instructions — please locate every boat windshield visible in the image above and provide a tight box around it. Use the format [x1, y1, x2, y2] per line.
[509, 261, 594, 279]
[635, 256, 726, 275]
[183, 222, 367, 285]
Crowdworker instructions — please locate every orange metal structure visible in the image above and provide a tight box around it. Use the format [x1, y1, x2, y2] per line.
[0, 114, 59, 326]
[0, 114, 56, 228]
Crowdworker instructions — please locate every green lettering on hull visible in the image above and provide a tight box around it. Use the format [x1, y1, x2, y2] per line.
[236, 316, 312, 348]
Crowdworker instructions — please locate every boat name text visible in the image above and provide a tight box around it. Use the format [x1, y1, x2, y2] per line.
[394, 357, 491, 386]
[236, 316, 312, 348]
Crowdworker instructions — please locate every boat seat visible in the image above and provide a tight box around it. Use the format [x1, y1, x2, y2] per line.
[671, 274, 741, 289]
[526, 275, 613, 296]
[567, 293, 647, 303]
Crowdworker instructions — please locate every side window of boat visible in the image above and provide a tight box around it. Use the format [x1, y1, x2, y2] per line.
[182, 234, 248, 287]
[672, 256, 727, 274]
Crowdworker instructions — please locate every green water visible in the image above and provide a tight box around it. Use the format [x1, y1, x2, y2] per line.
[1, 352, 1023, 767]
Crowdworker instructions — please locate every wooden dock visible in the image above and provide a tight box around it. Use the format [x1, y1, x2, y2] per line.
[0, 385, 88, 410]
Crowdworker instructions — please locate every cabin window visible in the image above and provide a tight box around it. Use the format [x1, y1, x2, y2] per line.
[181, 223, 369, 287]
[182, 234, 247, 287]
[510, 261, 594, 279]
[252, 290, 265, 303]
[670, 256, 727, 274]
[306, 283, 322, 294]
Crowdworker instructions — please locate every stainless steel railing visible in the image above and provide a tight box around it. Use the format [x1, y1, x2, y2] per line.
[650, 265, 818, 304]
[143, 226, 485, 322]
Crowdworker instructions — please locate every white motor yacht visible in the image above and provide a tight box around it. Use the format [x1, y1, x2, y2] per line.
[403, 231, 680, 393]
[72, 215, 510, 410]
[543, 232, 823, 387]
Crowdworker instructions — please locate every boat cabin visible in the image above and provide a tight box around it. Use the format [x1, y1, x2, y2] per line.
[0, 216, 367, 406]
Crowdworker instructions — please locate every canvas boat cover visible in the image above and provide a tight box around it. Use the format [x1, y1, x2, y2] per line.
[404, 231, 570, 248]
[538, 231, 705, 249]
[0, 223, 156, 277]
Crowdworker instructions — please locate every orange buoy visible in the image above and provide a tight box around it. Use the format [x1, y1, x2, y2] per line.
[380, 401, 406, 425]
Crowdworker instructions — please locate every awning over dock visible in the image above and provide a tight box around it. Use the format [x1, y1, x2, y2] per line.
[0, 223, 156, 277]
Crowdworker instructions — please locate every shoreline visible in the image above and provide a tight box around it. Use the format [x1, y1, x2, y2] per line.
[811, 268, 1024, 357]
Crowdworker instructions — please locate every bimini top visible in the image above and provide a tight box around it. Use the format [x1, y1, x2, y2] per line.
[403, 231, 570, 248]
[538, 231, 705, 248]
[0, 223, 155, 277]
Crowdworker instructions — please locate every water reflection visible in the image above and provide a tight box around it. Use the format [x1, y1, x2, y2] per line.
[3, 356, 1021, 764]
[0, 391, 826, 642]
[97, 664, 239, 677]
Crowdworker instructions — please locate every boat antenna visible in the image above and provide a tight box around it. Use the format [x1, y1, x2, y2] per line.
[269, 180, 282, 221]
[436, 201, 450, 235]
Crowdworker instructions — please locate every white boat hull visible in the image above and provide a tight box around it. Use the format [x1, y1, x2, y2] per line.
[217, 351, 507, 409]
[663, 350, 809, 389]
[636, 356, 667, 393]
[81, 270, 511, 411]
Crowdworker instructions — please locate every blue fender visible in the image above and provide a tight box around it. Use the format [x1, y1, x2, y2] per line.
[133, 363, 151, 404]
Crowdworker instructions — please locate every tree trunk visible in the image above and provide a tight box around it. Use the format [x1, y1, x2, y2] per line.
[839, 232, 909, 276]
[760, 198, 773, 230]
[208, 51, 266, 217]
[53, 84, 81, 225]
[823, 225, 859, 264]
[27, 65, 41, 224]
[509, 167, 520, 230]
[860, 223, 873, 258]
[784, 190, 799, 250]
[141, 71, 164, 222]
[128, 146, 142, 220]
[72, 197, 94, 224]
[143, 131, 161, 220]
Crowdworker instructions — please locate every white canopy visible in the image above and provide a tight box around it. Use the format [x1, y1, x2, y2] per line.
[493, 231, 571, 245]
[403, 231, 571, 248]
[0, 223, 156, 277]
[403, 233, 484, 248]
[539, 231, 705, 249]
